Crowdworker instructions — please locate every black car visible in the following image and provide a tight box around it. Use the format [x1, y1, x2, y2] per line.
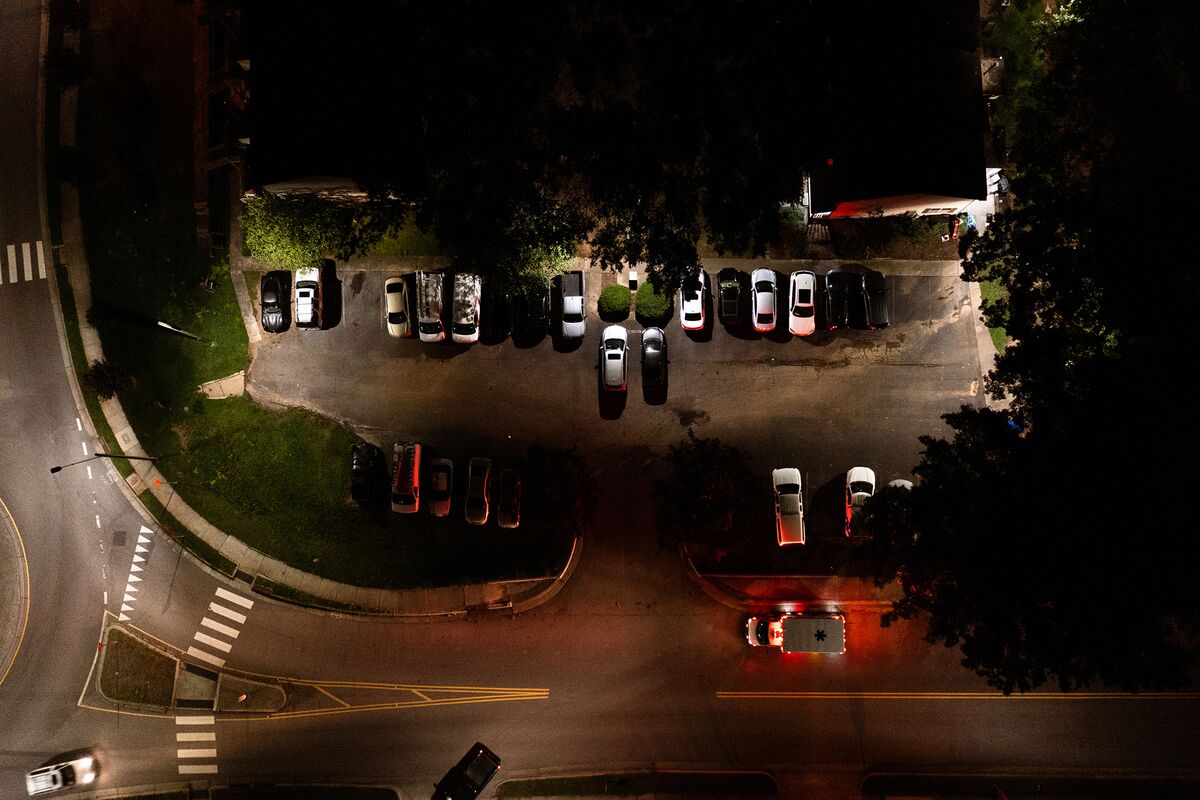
[641, 326, 668, 389]
[482, 283, 513, 341]
[433, 742, 501, 800]
[514, 282, 550, 339]
[861, 270, 890, 329]
[349, 442, 385, 502]
[717, 268, 741, 325]
[824, 268, 851, 330]
[260, 273, 287, 333]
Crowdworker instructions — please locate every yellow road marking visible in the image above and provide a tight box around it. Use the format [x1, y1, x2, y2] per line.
[0, 496, 31, 689]
[411, 689, 432, 702]
[312, 683, 352, 707]
[718, 691, 1200, 701]
[259, 691, 549, 721]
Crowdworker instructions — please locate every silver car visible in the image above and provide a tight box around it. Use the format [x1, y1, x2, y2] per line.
[600, 325, 629, 392]
[751, 268, 777, 332]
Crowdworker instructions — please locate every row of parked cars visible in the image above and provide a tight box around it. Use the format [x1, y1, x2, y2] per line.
[685, 266, 890, 335]
[350, 442, 521, 527]
[771, 465, 912, 545]
[385, 272, 552, 343]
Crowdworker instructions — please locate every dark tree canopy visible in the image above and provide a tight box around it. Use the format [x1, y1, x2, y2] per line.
[861, 0, 1200, 693]
[655, 432, 757, 551]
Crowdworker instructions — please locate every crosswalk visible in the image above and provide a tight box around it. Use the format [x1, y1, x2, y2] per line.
[117, 526, 155, 622]
[174, 714, 218, 775]
[185, 586, 253, 670]
[0, 240, 47, 286]
[173, 585, 255, 775]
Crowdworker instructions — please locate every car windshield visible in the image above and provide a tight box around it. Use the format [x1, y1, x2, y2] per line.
[755, 281, 773, 294]
[395, 492, 415, 505]
[850, 481, 873, 494]
[419, 321, 443, 334]
[792, 306, 814, 317]
[467, 494, 485, 508]
[777, 483, 800, 496]
[605, 339, 624, 351]
[388, 311, 407, 324]
[453, 322, 477, 335]
[757, 312, 772, 324]
[563, 311, 584, 323]
[684, 311, 701, 321]
[755, 620, 771, 644]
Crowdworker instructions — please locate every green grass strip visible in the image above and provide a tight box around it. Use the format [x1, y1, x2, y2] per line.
[99, 628, 176, 707]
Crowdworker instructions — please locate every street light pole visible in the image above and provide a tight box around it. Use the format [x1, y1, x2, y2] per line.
[49, 452, 160, 474]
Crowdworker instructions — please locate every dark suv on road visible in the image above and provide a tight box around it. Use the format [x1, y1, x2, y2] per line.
[433, 742, 501, 800]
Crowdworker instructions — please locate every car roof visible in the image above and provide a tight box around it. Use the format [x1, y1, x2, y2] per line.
[773, 467, 801, 486]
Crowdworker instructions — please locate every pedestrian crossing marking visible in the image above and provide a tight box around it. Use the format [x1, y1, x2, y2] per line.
[175, 715, 215, 725]
[193, 632, 232, 653]
[21, 243, 32, 281]
[208, 602, 246, 624]
[177, 732, 216, 742]
[5, 245, 15, 283]
[178, 765, 218, 774]
[177, 748, 218, 759]
[200, 617, 239, 638]
[186, 646, 225, 668]
[133, 554, 145, 563]
[214, 587, 254, 609]
[36, 240, 45, 279]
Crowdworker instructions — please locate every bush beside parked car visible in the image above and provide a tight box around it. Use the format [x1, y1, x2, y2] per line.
[599, 284, 631, 319]
[635, 281, 670, 323]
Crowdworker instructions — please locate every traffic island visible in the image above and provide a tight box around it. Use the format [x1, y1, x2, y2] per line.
[97, 627, 177, 708]
[216, 673, 286, 712]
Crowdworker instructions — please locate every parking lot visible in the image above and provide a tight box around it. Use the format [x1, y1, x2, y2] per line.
[247, 258, 983, 539]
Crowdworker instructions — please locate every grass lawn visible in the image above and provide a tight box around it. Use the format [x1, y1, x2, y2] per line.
[243, 269, 261, 307]
[74, 1, 571, 590]
[99, 628, 176, 707]
[366, 215, 443, 257]
[978, 278, 1009, 353]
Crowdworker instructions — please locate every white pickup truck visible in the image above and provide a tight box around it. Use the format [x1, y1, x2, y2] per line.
[560, 270, 586, 338]
[294, 266, 322, 328]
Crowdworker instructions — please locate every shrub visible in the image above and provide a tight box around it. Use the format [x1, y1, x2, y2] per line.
[86, 360, 132, 399]
[635, 281, 670, 322]
[598, 284, 631, 319]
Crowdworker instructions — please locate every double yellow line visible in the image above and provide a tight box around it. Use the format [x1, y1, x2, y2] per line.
[265, 679, 549, 720]
[718, 691, 1200, 701]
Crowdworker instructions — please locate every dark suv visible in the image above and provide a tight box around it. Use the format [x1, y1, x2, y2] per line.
[717, 268, 742, 325]
[824, 268, 851, 330]
[432, 742, 501, 800]
[514, 282, 551, 339]
[349, 442, 385, 502]
[861, 270, 890, 329]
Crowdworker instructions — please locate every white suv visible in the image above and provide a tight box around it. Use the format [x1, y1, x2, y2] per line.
[772, 468, 805, 545]
[26, 756, 97, 796]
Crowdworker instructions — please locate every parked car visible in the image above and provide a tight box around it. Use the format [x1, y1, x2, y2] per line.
[452, 273, 482, 344]
[751, 268, 777, 333]
[432, 742, 501, 800]
[641, 327, 668, 390]
[678, 268, 708, 331]
[515, 282, 551, 339]
[416, 271, 446, 343]
[861, 270, 890, 329]
[717, 267, 742, 325]
[772, 467, 805, 546]
[496, 468, 521, 528]
[350, 442, 385, 502]
[384, 276, 411, 338]
[26, 755, 97, 796]
[464, 457, 492, 525]
[787, 270, 817, 336]
[560, 270, 587, 338]
[260, 273, 287, 333]
[391, 442, 422, 514]
[824, 268, 851, 330]
[295, 265, 323, 328]
[483, 282, 513, 341]
[845, 466, 876, 535]
[888, 478, 914, 491]
[600, 325, 629, 392]
[428, 458, 454, 517]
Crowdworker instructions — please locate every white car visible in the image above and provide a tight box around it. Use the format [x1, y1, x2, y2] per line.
[845, 466, 876, 535]
[788, 270, 817, 336]
[772, 467, 805, 545]
[751, 268, 777, 332]
[384, 277, 410, 338]
[678, 268, 708, 331]
[452, 273, 482, 344]
[599, 325, 629, 392]
[26, 756, 97, 796]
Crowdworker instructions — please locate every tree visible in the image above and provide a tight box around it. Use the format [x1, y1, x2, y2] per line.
[862, 0, 1200, 693]
[655, 432, 757, 550]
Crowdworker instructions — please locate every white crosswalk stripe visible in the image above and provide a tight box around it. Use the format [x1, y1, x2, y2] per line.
[200, 617, 240, 638]
[179, 765, 219, 775]
[186, 645, 225, 668]
[214, 587, 254, 608]
[174, 715, 218, 773]
[175, 715, 215, 725]
[207, 602, 246, 624]
[0, 241, 49, 286]
[177, 748, 218, 759]
[193, 631, 232, 653]
[176, 732, 216, 742]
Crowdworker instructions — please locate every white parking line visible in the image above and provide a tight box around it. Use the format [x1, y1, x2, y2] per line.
[207, 602, 246, 624]
[193, 632, 232, 653]
[214, 587, 254, 608]
[200, 617, 240, 638]
[186, 646, 226, 668]
[175, 715, 215, 725]
[178, 765, 219, 774]
[176, 732, 216, 742]
[177, 748, 218, 758]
